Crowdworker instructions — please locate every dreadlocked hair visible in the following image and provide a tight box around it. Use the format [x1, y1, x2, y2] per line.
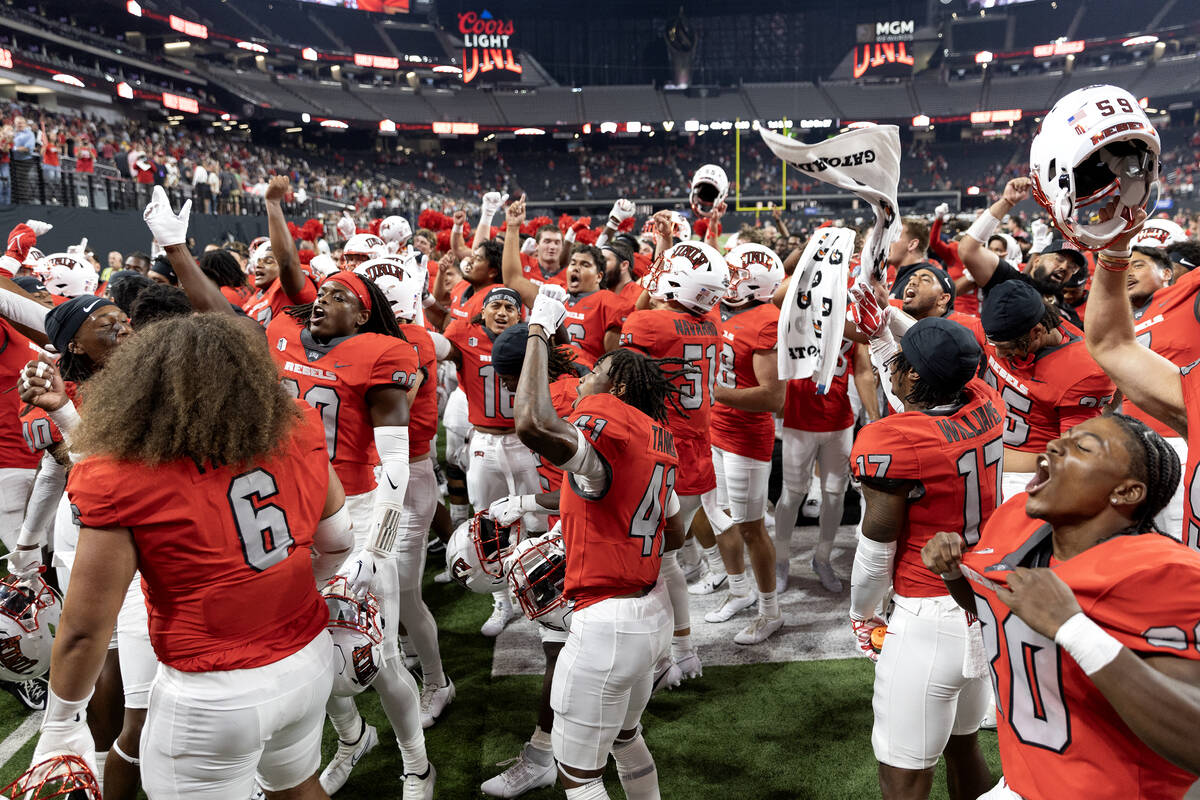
[200, 249, 249, 288]
[71, 313, 303, 467]
[547, 341, 578, 380]
[284, 276, 407, 341]
[601, 348, 693, 425]
[59, 349, 99, 384]
[1104, 411, 1182, 534]
[889, 349, 970, 409]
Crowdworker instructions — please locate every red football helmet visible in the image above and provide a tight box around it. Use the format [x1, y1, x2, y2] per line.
[471, 510, 523, 578]
[0, 754, 100, 799]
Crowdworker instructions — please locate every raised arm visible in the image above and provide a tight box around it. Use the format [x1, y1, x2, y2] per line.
[713, 348, 784, 413]
[450, 210, 472, 260]
[852, 342, 881, 422]
[501, 198, 540, 308]
[958, 177, 1031, 289]
[514, 288, 577, 465]
[265, 176, 307, 301]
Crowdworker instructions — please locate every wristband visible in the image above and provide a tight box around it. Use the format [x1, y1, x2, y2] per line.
[45, 688, 92, 725]
[1101, 248, 1132, 260]
[965, 211, 1002, 244]
[1097, 257, 1131, 273]
[1054, 612, 1122, 675]
[48, 401, 81, 441]
[452, 222, 465, 235]
[527, 327, 550, 343]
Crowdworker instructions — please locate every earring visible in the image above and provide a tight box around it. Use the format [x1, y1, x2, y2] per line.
[1110, 498, 1119, 505]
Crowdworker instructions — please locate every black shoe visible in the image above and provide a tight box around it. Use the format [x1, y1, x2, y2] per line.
[2, 677, 47, 711]
[426, 536, 445, 556]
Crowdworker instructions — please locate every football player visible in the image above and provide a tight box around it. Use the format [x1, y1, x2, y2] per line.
[922, 412, 1200, 799]
[520, 222, 567, 286]
[444, 287, 540, 636]
[850, 316, 1005, 800]
[707, 243, 786, 643]
[43, 313, 360, 800]
[619, 223, 730, 679]
[514, 284, 688, 800]
[241, 177, 317, 326]
[503, 198, 630, 368]
[958, 178, 1115, 501]
[601, 241, 644, 305]
[262, 267, 429, 795]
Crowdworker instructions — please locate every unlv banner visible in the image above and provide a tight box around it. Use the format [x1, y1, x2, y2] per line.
[458, 10, 522, 84]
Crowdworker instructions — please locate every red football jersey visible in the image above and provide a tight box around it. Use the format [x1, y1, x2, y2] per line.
[851, 378, 1006, 597]
[220, 284, 253, 307]
[1180, 359, 1200, 549]
[445, 319, 515, 429]
[0, 322, 42, 470]
[242, 279, 317, 327]
[562, 290, 631, 368]
[1128, 268, 1200, 438]
[981, 325, 1114, 453]
[560, 392, 679, 611]
[533, 376, 581, 494]
[399, 323, 438, 459]
[617, 280, 644, 306]
[962, 497, 1200, 800]
[20, 382, 78, 455]
[67, 404, 329, 672]
[267, 315, 419, 496]
[711, 302, 779, 461]
[784, 339, 855, 433]
[447, 281, 504, 325]
[520, 254, 569, 288]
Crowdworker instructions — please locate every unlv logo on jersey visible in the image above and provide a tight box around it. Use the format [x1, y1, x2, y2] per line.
[277, 338, 287, 351]
[0, 635, 36, 676]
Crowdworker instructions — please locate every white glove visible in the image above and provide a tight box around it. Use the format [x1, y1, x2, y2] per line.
[529, 283, 568, 334]
[851, 616, 887, 663]
[1030, 219, 1053, 254]
[607, 198, 635, 228]
[317, 238, 331, 256]
[24, 220, 51, 237]
[488, 495, 538, 526]
[33, 690, 97, 778]
[142, 185, 191, 247]
[337, 549, 378, 598]
[66, 237, 87, 256]
[480, 191, 509, 222]
[336, 213, 356, 241]
[520, 237, 537, 256]
[7, 548, 41, 580]
[933, 203, 950, 221]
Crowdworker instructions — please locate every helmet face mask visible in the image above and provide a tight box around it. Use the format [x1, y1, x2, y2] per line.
[1, 754, 101, 800]
[447, 518, 508, 593]
[723, 243, 785, 305]
[507, 533, 571, 632]
[690, 164, 729, 219]
[322, 577, 383, 697]
[471, 512, 522, 578]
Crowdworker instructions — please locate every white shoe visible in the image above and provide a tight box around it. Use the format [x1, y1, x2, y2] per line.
[775, 560, 790, 594]
[319, 722, 378, 795]
[249, 784, 265, 800]
[704, 591, 757, 623]
[681, 557, 702, 582]
[652, 655, 682, 694]
[688, 568, 728, 595]
[675, 649, 703, 680]
[802, 495, 820, 518]
[480, 743, 557, 797]
[433, 564, 453, 584]
[481, 599, 515, 637]
[419, 678, 455, 728]
[812, 558, 843, 593]
[981, 703, 997, 730]
[402, 650, 421, 672]
[734, 613, 783, 645]
[403, 763, 436, 800]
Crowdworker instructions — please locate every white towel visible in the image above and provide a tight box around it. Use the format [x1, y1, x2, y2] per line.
[776, 227, 853, 388]
[759, 124, 903, 286]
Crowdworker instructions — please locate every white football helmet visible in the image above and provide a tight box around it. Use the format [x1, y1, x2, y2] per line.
[645, 241, 730, 314]
[309, 252, 338, 279]
[0, 754, 100, 800]
[690, 164, 729, 219]
[1133, 218, 1187, 248]
[341, 234, 387, 268]
[724, 243, 784, 305]
[379, 216, 412, 248]
[322, 576, 383, 697]
[0, 575, 60, 682]
[23, 246, 43, 268]
[1030, 84, 1160, 250]
[670, 211, 692, 243]
[35, 253, 96, 298]
[506, 531, 572, 632]
[471, 509, 523, 578]
[356, 255, 423, 322]
[446, 519, 507, 594]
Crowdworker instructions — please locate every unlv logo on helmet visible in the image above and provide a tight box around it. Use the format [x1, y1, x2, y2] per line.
[671, 244, 709, 269]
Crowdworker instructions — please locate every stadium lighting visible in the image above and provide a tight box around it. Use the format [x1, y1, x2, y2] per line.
[0, 48, 11, 69]
[116, 82, 133, 99]
[126, 0, 142, 16]
[237, 41, 269, 54]
[1139, 96, 1150, 108]
[51, 74, 85, 88]
[1033, 40, 1083, 58]
[162, 92, 198, 113]
[431, 121, 479, 135]
[379, 119, 397, 132]
[301, 48, 319, 61]
[221, 113, 231, 120]
[966, 186, 981, 195]
[684, 120, 700, 132]
[582, 123, 592, 134]
[975, 51, 993, 65]
[912, 114, 931, 128]
[301, 112, 311, 123]
[164, 41, 191, 51]
[432, 65, 462, 74]
[662, 121, 675, 131]
[599, 122, 618, 134]
[285, 127, 302, 133]
[168, 15, 208, 39]
[320, 119, 349, 129]
[970, 109, 1021, 124]
[735, 120, 751, 130]
[1123, 35, 1158, 47]
[354, 54, 400, 70]
[626, 122, 642, 133]
[514, 127, 546, 135]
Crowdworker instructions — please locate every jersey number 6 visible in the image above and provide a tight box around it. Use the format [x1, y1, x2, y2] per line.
[228, 468, 296, 572]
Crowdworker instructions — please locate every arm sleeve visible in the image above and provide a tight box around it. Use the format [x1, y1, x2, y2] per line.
[429, 330, 452, 361]
[553, 426, 609, 495]
[17, 452, 65, 548]
[312, 502, 353, 584]
[0, 287, 49, 332]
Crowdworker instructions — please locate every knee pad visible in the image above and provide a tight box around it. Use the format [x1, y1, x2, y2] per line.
[444, 462, 466, 484]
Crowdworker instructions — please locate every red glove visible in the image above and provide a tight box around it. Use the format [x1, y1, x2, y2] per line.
[849, 284, 888, 340]
[6, 223, 35, 263]
[851, 616, 887, 662]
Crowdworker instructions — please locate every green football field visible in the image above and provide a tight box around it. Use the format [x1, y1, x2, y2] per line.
[0, 566, 1002, 799]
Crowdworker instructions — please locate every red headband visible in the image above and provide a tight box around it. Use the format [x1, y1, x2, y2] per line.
[322, 270, 372, 313]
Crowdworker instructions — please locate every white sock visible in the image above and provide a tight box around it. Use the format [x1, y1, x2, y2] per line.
[449, 502, 470, 527]
[493, 590, 511, 611]
[613, 733, 660, 800]
[327, 695, 365, 743]
[529, 726, 554, 762]
[702, 544, 725, 576]
[815, 490, 845, 564]
[398, 733, 429, 777]
[94, 751, 107, 793]
[759, 590, 779, 618]
[728, 571, 750, 597]
[681, 538, 701, 566]
[671, 634, 693, 661]
[565, 779, 610, 800]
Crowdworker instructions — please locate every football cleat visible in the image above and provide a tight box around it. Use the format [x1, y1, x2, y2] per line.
[734, 613, 784, 645]
[402, 763, 435, 800]
[480, 598, 516, 638]
[418, 679, 455, 729]
[1, 677, 47, 712]
[704, 591, 756, 624]
[687, 568, 727, 596]
[674, 650, 703, 680]
[651, 656, 682, 695]
[480, 745, 556, 798]
[319, 722, 378, 795]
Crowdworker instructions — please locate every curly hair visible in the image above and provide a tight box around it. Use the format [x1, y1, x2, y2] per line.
[285, 275, 406, 341]
[600, 348, 693, 425]
[71, 313, 302, 466]
[130, 284, 192, 328]
[199, 249, 249, 288]
[106, 271, 155, 315]
[1105, 412, 1182, 534]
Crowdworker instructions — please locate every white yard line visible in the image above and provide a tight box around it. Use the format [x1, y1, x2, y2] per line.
[0, 712, 42, 768]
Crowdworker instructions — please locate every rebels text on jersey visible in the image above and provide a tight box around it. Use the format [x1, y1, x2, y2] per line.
[1128, 267, 1200, 438]
[851, 378, 1006, 598]
[445, 319, 516, 429]
[562, 290, 632, 368]
[267, 315, 419, 496]
[711, 302, 779, 462]
[982, 325, 1114, 453]
[67, 403, 330, 672]
[560, 392, 678, 611]
[961, 497, 1200, 800]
